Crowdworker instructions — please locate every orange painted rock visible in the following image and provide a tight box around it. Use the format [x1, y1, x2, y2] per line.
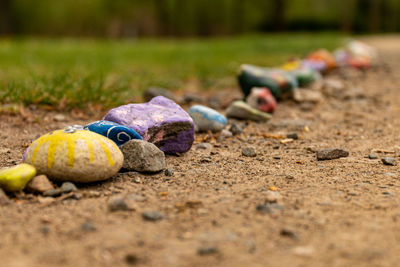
[23, 127, 123, 183]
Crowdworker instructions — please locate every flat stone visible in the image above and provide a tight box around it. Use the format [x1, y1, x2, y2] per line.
[84, 120, 142, 146]
[293, 89, 323, 103]
[188, 105, 227, 132]
[242, 146, 257, 157]
[245, 87, 277, 113]
[43, 188, 62, 198]
[108, 195, 135, 212]
[104, 96, 194, 154]
[382, 157, 396, 166]
[226, 101, 272, 122]
[26, 175, 54, 193]
[24, 129, 123, 183]
[143, 87, 175, 102]
[120, 140, 166, 173]
[60, 182, 77, 194]
[197, 246, 219, 255]
[316, 148, 349, 160]
[0, 164, 36, 192]
[142, 211, 164, 221]
[368, 153, 378, 159]
[196, 143, 212, 150]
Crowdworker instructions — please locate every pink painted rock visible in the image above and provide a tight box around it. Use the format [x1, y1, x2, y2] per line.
[104, 96, 194, 154]
[245, 87, 277, 113]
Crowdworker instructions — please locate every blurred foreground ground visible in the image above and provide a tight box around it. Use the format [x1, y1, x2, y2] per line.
[0, 36, 400, 267]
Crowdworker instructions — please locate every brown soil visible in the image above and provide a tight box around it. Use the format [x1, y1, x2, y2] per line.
[1, 37, 400, 267]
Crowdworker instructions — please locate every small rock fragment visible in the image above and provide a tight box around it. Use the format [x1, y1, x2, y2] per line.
[142, 211, 164, 221]
[316, 148, 349, 160]
[196, 143, 212, 150]
[26, 175, 54, 193]
[53, 114, 66, 122]
[242, 146, 257, 157]
[60, 182, 77, 194]
[120, 140, 166, 173]
[368, 153, 378, 159]
[220, 129, 233, 137]
[197, 246, 219, 255]
[43, 188, 62, 198]
[293, 89, 323, 103]
[382, 157, 396, 166]
[293, 246, 314, 257]
[229, 123, 243, 135]
[81, 222, 97, 232]
[280, 228, 299, 240]
[265, 191, 282, 203]
[108, 195, 134, 212]
[286, 133, 298, 140]
[164, 168, 174, 176]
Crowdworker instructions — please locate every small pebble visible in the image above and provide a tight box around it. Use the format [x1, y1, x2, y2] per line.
[286, 133, 298, 140]
[242, 146, 257, 157]
[382, 157, 396, 166]
[197, 246, 219, 255]
[280, 228, 299, 240]
[265, 191, 282, 203]
[81, 222, 97, 232]
[108, 195, 134, 212]
[164, 168, 174, 176]
[316, 148, 349, 160]
[196, 143, 212, 150]
[229, 123, 243, 135]
[60, 182, 77, 194]
[368, 153, 378, 159]
[125, 253, 140, 265]
[220, 129, 233, 137]
[142, 211, 164, 222]
[26, 175, 54, 194]
[43, 188, 62, 198]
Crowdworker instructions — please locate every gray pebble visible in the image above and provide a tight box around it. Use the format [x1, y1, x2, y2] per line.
[142, 211, 164, 221]
[43, 188, 62, 198]
[316, 148, 349, 160]
[164, 168, 174, 176]
[197, 246, 219, 255]
[229, 123, 243, 135]
[286, 133, 299, 140]
[368, 153, 378, 159]
[60, 182, 77, 194]
[382, 157, 396, 166]
[108, 196, 132, 212]
[242, 146, 257, 157]
[81, 222, 97, 231]
[196, 143, 212, 150]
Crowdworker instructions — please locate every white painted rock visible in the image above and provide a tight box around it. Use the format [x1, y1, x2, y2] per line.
[188, 105, 227, 132]
[24, 128, 123, 183]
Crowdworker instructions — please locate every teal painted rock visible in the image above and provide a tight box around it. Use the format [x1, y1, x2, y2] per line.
[0, 164, 36, 192]
[23, 128, 124, 183]
[238, 64, 298, 100]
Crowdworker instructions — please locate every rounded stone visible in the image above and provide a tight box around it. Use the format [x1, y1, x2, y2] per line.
[84, 120, 142, 146]
[188, 105, 227, 132]
[0, 164, 36, 192]
[23, 129, 123, 183]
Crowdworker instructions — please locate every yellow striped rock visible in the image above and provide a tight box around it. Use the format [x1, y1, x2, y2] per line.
[0, 163, 36, 192]
[24, 129, 123, 183]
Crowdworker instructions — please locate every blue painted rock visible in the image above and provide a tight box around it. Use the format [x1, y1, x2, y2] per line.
[188, 105, 227, 132]
[23, 128, 124, 183]
[238, 64, 298, 100]
[226, 101, 272, 122]
[104, 96, 194, 154]
[0, 164, 36, 192]
[84, 120, 142, 146]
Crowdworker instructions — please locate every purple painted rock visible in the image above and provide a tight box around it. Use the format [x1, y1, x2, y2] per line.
[104, 96, 194, 154]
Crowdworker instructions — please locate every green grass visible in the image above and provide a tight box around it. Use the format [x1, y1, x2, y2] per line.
[0, 33, 344, 109]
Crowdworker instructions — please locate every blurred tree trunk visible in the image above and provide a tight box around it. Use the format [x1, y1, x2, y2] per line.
[0, 0, 13, 35]
[369, 0, 382, 32]
[272, 0, 286, 31]
[341, 0, 356, 32]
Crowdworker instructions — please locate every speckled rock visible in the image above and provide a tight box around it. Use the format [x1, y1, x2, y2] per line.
[188, 105, 227, 132]
[120, 140, 166, 173]
[226, 101, 272, 122]
[104, 96, 194, 154]
[24, 128, 123, 183]
[0, 163, 36, 192]
[316, 148, 349, 160]
[84, 120, 142, 146]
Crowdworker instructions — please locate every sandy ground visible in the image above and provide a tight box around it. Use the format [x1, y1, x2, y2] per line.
[0, 36, 400, 267]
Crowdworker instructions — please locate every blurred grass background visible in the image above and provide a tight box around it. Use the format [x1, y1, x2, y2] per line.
[0, 33, 343, 108]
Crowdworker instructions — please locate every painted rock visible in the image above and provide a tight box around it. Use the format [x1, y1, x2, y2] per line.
[226, 101, 272, 122]
[104, 96, 194, 154]
[84, 120, 142, 146]
[305, 49, 336, 72]
[245, 87, 277, 113]
[238, 64, 298, 100]
[290, 67, 321, 87]
[23, 128, 123, 183]
[0, 164, 36, 192]
[188, 105, 227, 132]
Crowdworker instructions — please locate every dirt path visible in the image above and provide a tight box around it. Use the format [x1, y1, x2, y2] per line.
[1, 37, 400, 267]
